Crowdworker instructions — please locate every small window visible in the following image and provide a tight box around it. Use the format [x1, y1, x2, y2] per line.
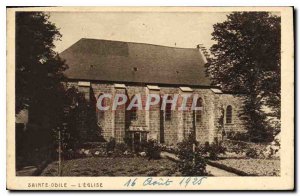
[196, 98, 203, 123]
[226, 105, 233, 124]
[130, 107, 137, 121]
[165, 96, 172, 121]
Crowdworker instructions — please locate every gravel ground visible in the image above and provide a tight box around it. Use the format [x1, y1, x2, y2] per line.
[212, 158, 280, 176]
[41, 157, 179, 176]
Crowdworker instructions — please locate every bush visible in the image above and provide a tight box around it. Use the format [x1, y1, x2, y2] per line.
[202, 139, 226, 160]
[177, 134, 207, 176]
[79, 142, 106, 149]
[106, 137, 116, 154]
[143, 139, 161, 160]
[158, 144, 179, 154]
[123, 135, 133, 150]
[203, 142, 210, 155]
[113, 143, 133, 157]
[230, 142, 247, 154]
[115, 143, 128, 153]
[245, 148, 258, 158]
[227, 131, 250, 142]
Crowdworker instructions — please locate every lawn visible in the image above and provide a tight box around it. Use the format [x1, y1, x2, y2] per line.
[211, 158, 280, 176]
[41, 157, 179, 176]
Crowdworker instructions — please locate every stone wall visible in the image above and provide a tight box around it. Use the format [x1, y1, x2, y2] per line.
[92, 83, 115, 141]
[216, 94, 247, 135]
[193, 89, 216, 144]
[69, 81, 247, 145]
[114, 87, 126, 142]
[147, 88, 162, 142]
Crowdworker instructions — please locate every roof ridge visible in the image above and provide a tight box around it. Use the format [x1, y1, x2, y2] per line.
[79, 38, 198, 50]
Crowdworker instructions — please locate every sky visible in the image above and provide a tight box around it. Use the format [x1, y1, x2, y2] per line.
[48, 12, 230, 53]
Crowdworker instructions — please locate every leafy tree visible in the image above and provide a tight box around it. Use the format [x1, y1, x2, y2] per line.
[15, 12, 67, 158]
[16, 12, 67, 112]
[206, 12, 280, 142]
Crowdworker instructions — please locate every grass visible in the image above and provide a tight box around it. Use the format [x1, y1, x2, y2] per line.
[41, 157, 178, 176]
[210, 158, 280, 176]
[40, 154, 280, 177]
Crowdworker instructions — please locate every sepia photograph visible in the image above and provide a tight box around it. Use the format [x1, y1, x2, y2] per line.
[6, 6, 294, 190]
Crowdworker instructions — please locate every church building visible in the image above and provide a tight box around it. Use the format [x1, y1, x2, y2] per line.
[60, 38, 247, 145]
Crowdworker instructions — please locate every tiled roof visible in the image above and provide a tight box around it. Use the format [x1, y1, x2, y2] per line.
[60, 38, 211, 86]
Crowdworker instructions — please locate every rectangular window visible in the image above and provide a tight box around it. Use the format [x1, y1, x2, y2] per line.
[130, 109, 137, 121]
[165, 109, 171, 121]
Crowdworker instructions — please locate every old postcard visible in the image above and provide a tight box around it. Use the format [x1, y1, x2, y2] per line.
[7, 6, 294, 190]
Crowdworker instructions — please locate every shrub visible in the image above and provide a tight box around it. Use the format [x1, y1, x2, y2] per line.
[123, 135, 132, 150]
[245, 148, 258, 158]
[106, 137, 116, 153]
[209, 140, 226, 160]
[202, 142, 210, 155]
[115, 143, 128, 153]
[202, 138, 226, 160]
[143, 139, 161, 160]
[80, 142, 106, 149]
[230, 143, 247, 154]
[113, 142, 132, 157]
[227, 131, 250, 142]
[177, 134, 207, 176]
[158, 144, 179, 154]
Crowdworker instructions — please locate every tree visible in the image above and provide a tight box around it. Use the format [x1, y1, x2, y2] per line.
[16, 12, 67, 157]
[206, 12, 280, 142]
[16, 12, 67, 112]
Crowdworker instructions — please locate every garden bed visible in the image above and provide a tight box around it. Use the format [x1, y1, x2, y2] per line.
[209, 158, 280, 176]
[41, 156, 179, 176]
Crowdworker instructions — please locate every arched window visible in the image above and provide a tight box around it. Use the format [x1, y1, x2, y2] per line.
[226, 105, 233, 124]
[196, 98, 203, 123]
[130, 96, 138, 121]
[165, 96, 172, 121]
